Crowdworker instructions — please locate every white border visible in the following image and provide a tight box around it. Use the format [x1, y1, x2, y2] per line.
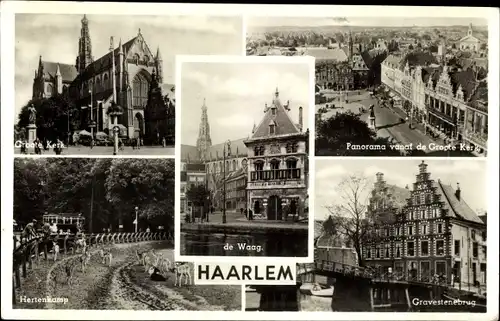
[1, 2, 498, 320]
[174, 54, 316, 264]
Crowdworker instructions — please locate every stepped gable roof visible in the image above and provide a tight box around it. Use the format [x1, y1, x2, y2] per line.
[75, 36, 137, 83]
[41, 61, 77, 82]
[435, 180, 484, 224]
[251, 88, 301, 139]
[181, 144, 200, 162]
[205, 138, 248, 161]
[421, 66, 442, 83]
[306, 47, 348, 62]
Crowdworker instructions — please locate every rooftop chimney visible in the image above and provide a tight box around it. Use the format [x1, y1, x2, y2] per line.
[298, 106, 303, 132]
[455, 182, 461, 201]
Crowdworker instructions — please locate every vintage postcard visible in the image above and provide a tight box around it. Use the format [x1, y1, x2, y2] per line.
[247, 16, 490, 157]
[175, 55, 315, 262]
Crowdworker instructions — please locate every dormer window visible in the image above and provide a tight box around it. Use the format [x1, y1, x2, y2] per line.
[269, 120, 276, 135]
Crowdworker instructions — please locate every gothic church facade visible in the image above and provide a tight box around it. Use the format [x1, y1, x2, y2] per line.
[31, 15, 174, 142]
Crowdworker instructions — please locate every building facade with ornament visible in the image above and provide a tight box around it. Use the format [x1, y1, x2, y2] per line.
[181, 88, 309, 221]
[31, 15, 174, 143]
[362, 161, 487, 289]
[244, 88, 309, 221]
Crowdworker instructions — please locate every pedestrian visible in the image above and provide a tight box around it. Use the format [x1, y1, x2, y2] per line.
[162, 137, 166, 148]
[136, 137, 140, 149]
[146, 227, 150, 233]
[244, 208, 248, 219]
[248, 209, 253, 221]
[240, 208, 244, 216]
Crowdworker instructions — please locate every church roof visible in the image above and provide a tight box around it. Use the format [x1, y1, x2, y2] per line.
[399, 51, 437, 70]
[181, 144, 200, 162]
[42, 61, 77, 82]
[459, 35, 480, 43]
[75, 36, 138, 82]
[251, 89, 301, 139]
[435, 180, 484, 224]
[205, 138, 248, 161]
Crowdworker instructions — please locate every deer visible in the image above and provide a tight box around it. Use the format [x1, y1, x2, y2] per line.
[172, 262, 192, 287]
[52, 241, 60, 262]
[79, 250, 92, 273]
[99, 246, 113, 267]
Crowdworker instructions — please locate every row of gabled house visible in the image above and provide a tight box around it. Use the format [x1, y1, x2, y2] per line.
[381, 49, 488, 156]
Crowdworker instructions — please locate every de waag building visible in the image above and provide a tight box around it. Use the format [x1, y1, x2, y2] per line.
[363, 161, 486, 290]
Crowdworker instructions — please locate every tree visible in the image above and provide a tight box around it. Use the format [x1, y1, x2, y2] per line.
[106, 159, 175, 231]
[324, 173, 373, 266]
[18, 94, 80, 142]
[14, 158, 50, 224]
[315, 111, 402, 156]
[186, 184, 209, 222]
[408, 44, 414, 50]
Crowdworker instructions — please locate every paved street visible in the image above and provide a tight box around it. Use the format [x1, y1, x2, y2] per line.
[14, 145, 175, 156]
[317, 90, 474, 156]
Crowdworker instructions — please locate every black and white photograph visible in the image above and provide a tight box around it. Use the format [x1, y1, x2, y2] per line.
[12, 158, 241, 311]
[177, 55, 314, 260]
[14, 14, 243, 156]
[247, 17, 489, 157]
[295, 158, 486, 312]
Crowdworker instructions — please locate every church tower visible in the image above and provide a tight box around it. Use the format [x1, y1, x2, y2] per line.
[76, 14, 93, 74]
[196, 98, 212, 161]
[468, 23, 473, 37]
[348, 30, 354, 60]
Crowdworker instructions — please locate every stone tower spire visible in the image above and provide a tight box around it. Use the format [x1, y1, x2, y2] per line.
[468, 23, 473, 37]
[196, 98, 212, 160]
[76, 14, 93, 74]
[348, 29, 354, 60]
[155, 46, 163, 84]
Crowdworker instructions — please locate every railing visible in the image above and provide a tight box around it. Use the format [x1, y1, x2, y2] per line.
[12, 231, 172, 298]
[299, 260, 452, 287]
[250, 169, 301, 181]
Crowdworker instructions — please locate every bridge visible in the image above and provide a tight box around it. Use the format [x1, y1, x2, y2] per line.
[295, 259, 487, 312]
[12, 231, 171, 306]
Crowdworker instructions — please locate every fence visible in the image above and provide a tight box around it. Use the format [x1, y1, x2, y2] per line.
[12, 231, 171, 304]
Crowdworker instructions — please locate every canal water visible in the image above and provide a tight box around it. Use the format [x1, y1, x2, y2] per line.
[180, 231, 308, 257]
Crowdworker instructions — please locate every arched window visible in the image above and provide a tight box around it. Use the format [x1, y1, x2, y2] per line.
[96, 77, 101, 92]
[132, 72, 149, 108]
[46, 84, 53, 96]
[286, 158, 298, 179]
[253, 160, 264, 181]
[103, 74, 109, 91]
[134, 54, 140, 65]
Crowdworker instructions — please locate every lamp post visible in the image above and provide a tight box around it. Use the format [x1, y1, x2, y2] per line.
[134, 206, 138, 233]
[89, 89, 95, 148]
[107, 102, 123, 156]
[66, 110, 71, 146]
[222, 140, 231, 224]
[409, 102, 414, 129]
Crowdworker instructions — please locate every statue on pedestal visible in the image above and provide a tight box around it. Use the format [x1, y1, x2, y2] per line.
[369, 104, 375, 118]
[28, 104, 37, 124]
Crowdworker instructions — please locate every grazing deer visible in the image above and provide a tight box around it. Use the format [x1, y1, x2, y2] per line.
[79, 250, 92, 273]
[75, 238, 87, 254]
[52, 241, 60, 262]
[173, 262, 192, 287]
[64, 260, 79, 285]
[99, 247, 113, 267]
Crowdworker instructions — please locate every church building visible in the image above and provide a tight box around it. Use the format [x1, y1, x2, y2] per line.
[459, 24, 482, 52]
[31, 15, 174, 143]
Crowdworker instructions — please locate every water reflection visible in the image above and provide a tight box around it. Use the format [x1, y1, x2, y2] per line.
[180, 231, 308, 257]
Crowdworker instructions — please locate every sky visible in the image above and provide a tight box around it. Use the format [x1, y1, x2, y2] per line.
[314, 159, 488, 221]
[247, 17, 488, 28]
[180, 62, 310, 145]
[14, 14, 243, 116]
